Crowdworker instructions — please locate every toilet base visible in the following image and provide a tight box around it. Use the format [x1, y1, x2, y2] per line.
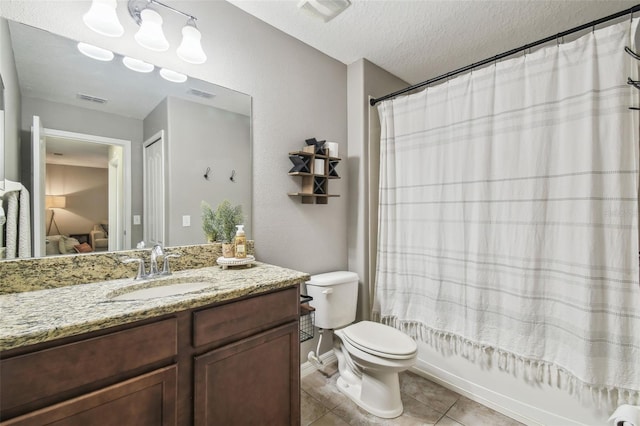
[336, 373, 403, 419]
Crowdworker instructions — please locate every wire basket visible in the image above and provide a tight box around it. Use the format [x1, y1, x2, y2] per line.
[300, 294, 315, 343]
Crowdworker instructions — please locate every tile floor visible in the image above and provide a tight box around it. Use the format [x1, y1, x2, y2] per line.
[301, 368, 525, 426]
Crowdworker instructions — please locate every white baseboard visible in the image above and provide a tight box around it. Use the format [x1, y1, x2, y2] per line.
[300, 350, 337, 378]
[412, 358, 587, 426]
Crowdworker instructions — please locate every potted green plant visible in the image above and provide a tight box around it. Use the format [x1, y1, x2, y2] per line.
[216, 200, 243, 257]
[201, 200, 244, 257]
[201, 201, 218, 243]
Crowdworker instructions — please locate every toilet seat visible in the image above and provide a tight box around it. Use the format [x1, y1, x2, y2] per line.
[341, 321, 417, 360]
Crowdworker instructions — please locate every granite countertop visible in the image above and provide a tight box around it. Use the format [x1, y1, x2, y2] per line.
[0, 262, 310, 352]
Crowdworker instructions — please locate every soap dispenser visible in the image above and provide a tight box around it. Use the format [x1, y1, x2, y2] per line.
[235, 225, 247, 258]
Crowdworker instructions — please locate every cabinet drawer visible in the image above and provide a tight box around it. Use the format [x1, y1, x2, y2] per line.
[193, 287, 298, 348]
[2, 365, 177, 426]
[1, 318, 177, 416]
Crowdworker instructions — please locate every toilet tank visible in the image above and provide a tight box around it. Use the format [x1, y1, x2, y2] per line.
[305, 271, 359, 329]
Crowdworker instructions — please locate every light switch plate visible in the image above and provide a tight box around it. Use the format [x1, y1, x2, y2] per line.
[133, 215, 141, 225]
[182, 215, 191, 227]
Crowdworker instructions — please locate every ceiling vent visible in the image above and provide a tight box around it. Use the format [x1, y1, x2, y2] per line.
[297, 0, 351, 22]
[77, 93, 107, 104]
[188, 88, 216, 99]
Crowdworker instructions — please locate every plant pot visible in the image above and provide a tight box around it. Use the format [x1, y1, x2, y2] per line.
[222, 243, 235, 258]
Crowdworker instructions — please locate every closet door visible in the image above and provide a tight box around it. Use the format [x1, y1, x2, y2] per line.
[143, 131, 165, 247]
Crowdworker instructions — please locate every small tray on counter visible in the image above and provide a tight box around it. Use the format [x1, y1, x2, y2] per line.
[216, 255, 256, 270]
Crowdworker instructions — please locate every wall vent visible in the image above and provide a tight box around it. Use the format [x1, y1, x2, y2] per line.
[77, 93, 107, 104]
[188, 88, 216, 99]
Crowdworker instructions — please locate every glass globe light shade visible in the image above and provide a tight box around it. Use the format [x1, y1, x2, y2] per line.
[82, 0, 124, 37]
[177, 24, 207, 64]
[134, 9, 170, 52]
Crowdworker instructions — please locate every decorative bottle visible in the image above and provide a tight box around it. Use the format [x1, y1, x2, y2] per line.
[235, 225, 247, 259]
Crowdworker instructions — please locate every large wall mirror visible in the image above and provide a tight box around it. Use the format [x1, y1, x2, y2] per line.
[0, 19, 252, 259]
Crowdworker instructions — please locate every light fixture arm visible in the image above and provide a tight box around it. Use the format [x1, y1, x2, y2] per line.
[128, 0, 197, 26]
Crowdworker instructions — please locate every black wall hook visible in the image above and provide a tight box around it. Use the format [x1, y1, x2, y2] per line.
[204, 167, 211, 180]
[230, 170, 236, 182]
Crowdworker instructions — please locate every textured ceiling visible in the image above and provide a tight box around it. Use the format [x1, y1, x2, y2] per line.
[227, 0, 639, 84]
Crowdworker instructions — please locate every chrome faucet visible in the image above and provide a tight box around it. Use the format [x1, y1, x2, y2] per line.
[149, 244, 164, 276]
[123, 244, 174, 280]
[161, 254, 181, 275]
[122, 258, 148, 280]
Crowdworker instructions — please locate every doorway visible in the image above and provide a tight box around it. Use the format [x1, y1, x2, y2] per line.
[31, 116, 131, 256]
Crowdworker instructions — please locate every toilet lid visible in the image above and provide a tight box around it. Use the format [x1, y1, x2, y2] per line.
[342, 321, 417, 360]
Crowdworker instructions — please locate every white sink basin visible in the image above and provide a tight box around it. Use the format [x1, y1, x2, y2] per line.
[110, 282, 212, 301]
[107, 276, 215, 301]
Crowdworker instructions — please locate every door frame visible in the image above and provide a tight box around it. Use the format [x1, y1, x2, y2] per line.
[33, 125, 131, 255]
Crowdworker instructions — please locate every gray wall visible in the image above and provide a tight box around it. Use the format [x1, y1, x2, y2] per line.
[346, 59, 407, 322]
[1, 1, 348, 274]
[21, 97, 144, 244]
[46, 164, 108, 236]
[0, 17, 21, 183]
[300, 59, 408, 361]
[166, 97, 251, 246]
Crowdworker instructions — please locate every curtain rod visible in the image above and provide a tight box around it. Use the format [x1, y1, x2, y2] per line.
[370, 4, 640, 107]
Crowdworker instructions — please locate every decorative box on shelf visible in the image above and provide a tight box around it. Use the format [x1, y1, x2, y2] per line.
[288, 138, 341, 204]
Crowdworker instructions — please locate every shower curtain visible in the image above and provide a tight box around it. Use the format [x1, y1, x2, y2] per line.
[374, 20, 640, 409]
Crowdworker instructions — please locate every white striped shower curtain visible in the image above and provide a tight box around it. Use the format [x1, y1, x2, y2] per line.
[374, 20, 640, 409]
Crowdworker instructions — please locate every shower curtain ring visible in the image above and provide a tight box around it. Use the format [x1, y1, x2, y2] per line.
[625, 46, 640, 61]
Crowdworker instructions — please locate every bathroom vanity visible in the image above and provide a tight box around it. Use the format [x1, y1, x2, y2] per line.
[0, 262, 308, 425]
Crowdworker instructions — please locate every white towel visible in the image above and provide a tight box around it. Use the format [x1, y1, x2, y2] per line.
[18, 186, 31, 258]
[5, 191, 18, 259]
[609, 405, 640, 426]
[4, 186, 31, 259]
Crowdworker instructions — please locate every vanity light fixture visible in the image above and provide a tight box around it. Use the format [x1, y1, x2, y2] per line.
[82, 0, 124, 37]
[159, 68, 187, 83]
[127, 0, 206, 64]
[83, 0, 206, 63]
[77, 42, 115, 62]
[123, 56, 155, 73]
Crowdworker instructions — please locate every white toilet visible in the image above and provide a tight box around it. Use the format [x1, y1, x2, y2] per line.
[305, 271, 417, 418]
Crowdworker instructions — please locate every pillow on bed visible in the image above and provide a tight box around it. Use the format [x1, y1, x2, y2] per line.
[46, 235, 63, 256]
[59, 236, 80, 254]
[73, 242, 93, 253]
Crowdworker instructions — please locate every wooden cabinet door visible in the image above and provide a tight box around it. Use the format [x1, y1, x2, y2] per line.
[2, 366, 177, 426]
[194, 322, 300, 426]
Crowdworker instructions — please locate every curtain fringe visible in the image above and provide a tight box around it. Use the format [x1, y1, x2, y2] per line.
[373, 313, 640, 411]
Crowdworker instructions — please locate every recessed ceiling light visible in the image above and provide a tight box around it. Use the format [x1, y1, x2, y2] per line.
[122, 56, 154, 73]
[159, 68, 187, 83]
[77, 42, 114, 61]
